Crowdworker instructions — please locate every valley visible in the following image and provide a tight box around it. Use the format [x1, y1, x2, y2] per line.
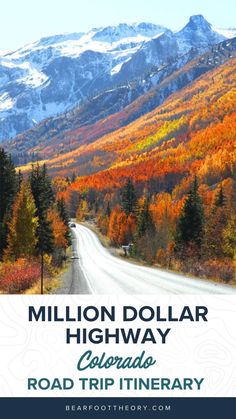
[0, 15, 235, 293]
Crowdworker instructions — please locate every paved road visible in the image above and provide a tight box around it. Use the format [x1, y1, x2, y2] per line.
[53, 231, 90, 294]
[58, 223, 236, 294]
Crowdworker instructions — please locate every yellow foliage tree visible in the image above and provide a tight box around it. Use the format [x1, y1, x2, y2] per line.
[47, 208, 68, 249]
[76, 200, 89, 221]
[5, 181, 38, 259]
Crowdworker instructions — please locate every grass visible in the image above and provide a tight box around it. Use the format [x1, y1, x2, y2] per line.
[24, 275, 60, 294]
[25, 253, 72, 294]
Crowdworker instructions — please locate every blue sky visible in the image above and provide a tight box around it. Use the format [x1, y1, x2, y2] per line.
[1, 0, 235, 52]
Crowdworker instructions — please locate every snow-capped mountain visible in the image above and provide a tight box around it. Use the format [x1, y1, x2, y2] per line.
[214, 27, 236, 39]
[114, 15, 226, 84]
[0, 23, 167, 140]
[176, 15, 224, 52]
[0, 16, 231, 142]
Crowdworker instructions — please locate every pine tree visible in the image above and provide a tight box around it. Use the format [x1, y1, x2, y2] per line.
[17, 170, 23, 192]
[36, 216, 54, 256]
[203, 185, 227, 258]
[30, 163, 54, 217]
[0, 148, 17, 257]
[57, 198, 71, 246]
[30, 163, 55, 255]
[120, 178, 137, 215]
[175, 176, 204, 252]
[5, 182, 38, 259]
[136, 197, 154, 238]
[135, 197, 156, 262]
[214, 185, 225, 208]
[29, 164, 55, 293]
[106, 202, 111, 218]
[57, 198, 70, 226]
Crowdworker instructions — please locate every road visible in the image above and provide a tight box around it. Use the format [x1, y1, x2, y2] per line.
[57, 223, 236, 294]
[54, 231, 90, 294]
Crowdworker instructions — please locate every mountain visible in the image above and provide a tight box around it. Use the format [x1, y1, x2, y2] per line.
[5, 36, 236, 164]
[176, 15, 224, 51]
[14, 56, 236, 186]
[0, 22, 167, 141]
[59, 57, 236, 191]
[116, 15, 224, 84]
[0, 15, 227, 142]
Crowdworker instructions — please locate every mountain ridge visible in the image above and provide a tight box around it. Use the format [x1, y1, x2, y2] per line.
[0, 15, 229, 142]
[5, 36, 236, 166]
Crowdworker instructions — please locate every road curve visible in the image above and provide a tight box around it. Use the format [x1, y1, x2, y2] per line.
[73, 223, 236, 295]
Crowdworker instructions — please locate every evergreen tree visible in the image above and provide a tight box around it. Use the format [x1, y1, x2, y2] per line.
[175, 176, 204, 251]
[30, 164, 55, 255]
[203, 185, 227, 258]
[106, 202, 111, 218]
[71, 172, 76, 183]
[136, 197, 154, 237]
[0, 148, 17, 256]
[57, 198, 70, 225]
[30, 164, 55, 292]
[36, 216, 54, 256]
[120, 178, 137, 215]
[17, 170, 23, 192]
[57, 198, 71, 245]
[30, 163, 54, 217]
[6, 182, 38, 259]
[134, 196, 156, 262]
[214, 185, 225, 208]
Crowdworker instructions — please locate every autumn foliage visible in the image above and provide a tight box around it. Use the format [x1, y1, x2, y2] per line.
[108, 207, 136, 245]
[48, 208, 68, 249]
[4, 57, 236, 287]
[0, 161, 71, 293]
[19, 57, 236, 189]
[53, 59, 236, 283]
[5, 181, 38, 260]
[0, 259, 41, 293]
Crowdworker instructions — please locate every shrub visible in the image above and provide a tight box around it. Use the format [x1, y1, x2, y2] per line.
[198, 259, 235, 283]
[156, 248, 167, 267]
[0, 259, 40, 293]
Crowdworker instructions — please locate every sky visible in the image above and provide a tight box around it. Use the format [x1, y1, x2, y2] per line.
[0, 0, 235, 52]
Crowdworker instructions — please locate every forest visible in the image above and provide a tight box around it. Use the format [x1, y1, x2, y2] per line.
[0, 149, 71, 293]
[53, 59, 236, 285]
[1, 57, 235, 291]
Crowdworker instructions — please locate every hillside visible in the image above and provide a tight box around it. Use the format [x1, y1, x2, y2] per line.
[5, 36, 236, 165]
[48, 55, 236, 284]
[16, 55, 235, 196]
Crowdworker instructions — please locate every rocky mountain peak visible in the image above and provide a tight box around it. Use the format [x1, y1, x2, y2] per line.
[189, 14, 211, 29]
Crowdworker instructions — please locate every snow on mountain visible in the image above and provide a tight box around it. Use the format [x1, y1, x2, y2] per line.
[215, 28, 236, 39]
[0, 23, 168, 141]
[175, 15, 224, 53]
[92, 22, 165, 42]
[0, 16, 233, 142]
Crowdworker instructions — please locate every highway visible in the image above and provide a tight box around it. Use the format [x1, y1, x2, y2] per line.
[60, 223, 236, 294]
